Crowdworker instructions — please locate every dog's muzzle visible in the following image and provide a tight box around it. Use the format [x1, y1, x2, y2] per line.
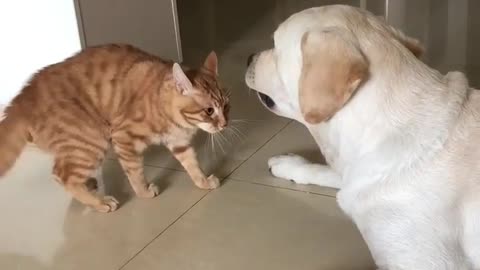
[245, 53, 276, 109]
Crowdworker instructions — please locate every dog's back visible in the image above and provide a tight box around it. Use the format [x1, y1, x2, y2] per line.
[443, 73, 480, 268]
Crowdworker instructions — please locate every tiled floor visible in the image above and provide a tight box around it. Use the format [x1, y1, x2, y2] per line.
[0, 53, 374, 270]
[6, 0, 480, 268]
[0, 128, 374, 270]
[0, 1, 378, 269]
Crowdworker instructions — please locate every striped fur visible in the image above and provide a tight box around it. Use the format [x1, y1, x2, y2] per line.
[0, 44, 229, 212]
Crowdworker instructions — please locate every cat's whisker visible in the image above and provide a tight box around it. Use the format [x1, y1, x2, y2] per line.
[225, 127, 243, 142]
[235, 118, 264, 122]
[224, 126, 240, 139]
[209, 134, 217, 159]
[209, 134, 213, 153]
[205, 133, 211, 151]
[225, 88, 232, 98]
[230, 125, 247, 140]
[231, 119, 264, 124]
[213, 134, 226, 154]
[224, 125, 245, 140]
[210, 133, 217, 158]
[217, 131, 230, 146]
[202, 133, 209, 157]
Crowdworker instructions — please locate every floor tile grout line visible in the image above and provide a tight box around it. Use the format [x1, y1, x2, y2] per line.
[117, 120, 292, 269]
[228, 178, 337, 198]
[143, 164, 185, 172]
[117, 191, 212, 270]
[108, 119, 293, 177]
[221, 120, 293, 180]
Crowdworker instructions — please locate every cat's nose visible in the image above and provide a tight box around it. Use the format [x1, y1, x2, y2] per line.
[247, 53, 255, 67]
[219, 119, 228, 129]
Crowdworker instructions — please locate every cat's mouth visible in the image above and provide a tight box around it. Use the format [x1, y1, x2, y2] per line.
[255, 91, 276, 109]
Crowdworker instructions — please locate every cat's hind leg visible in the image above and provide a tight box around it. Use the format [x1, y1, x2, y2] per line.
[53, 156, 119, 213]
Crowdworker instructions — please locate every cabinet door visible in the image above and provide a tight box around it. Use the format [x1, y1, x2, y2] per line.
[76, 0, 182, 62]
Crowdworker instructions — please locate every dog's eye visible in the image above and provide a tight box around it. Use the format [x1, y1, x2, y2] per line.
[205, 107, 215, 116]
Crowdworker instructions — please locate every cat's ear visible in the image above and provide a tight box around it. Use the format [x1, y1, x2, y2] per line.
[203, 51, 218, 75]
[172, 63, 193, 95]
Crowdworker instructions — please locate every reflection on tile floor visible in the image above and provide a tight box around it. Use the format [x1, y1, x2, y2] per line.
[0, 1, 376, 269]
[0, 73, 373, 270]
[230, 121, 338, 197]
[122, 180, 372, 270]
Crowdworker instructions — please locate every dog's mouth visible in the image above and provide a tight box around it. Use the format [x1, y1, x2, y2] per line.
[256, 91, 276, 109]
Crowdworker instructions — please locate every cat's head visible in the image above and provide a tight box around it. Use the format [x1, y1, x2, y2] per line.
[172, 52, 230, 133]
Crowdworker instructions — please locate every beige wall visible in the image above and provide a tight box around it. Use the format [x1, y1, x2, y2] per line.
[75, 0, 479, 86]
[75, 0, 182, 62]
[177, 0, 362, 65]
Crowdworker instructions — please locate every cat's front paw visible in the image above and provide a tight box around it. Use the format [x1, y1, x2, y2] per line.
[268, 154, 310, 183]
[195, 174, 221, 190]
[136, 183, 160, 199]
[94, 196, 120, 213]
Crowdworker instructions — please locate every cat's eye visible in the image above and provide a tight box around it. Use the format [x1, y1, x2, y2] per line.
[205, 107, 215, 116]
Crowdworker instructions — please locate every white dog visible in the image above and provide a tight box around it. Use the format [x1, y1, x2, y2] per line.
[245, 5, 480, 270]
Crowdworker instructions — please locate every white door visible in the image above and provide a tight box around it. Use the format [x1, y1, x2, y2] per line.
[0, 0, 82, 106]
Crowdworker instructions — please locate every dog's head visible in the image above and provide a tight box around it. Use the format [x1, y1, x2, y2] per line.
[245, 5, 424, 125]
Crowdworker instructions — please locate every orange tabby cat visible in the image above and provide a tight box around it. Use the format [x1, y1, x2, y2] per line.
[0, 44, 230, 213]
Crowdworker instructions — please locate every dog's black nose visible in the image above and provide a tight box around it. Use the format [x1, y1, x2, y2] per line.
[247, 53, 255, 67]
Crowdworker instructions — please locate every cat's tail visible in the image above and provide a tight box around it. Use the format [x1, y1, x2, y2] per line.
[0, 104, 30, 177]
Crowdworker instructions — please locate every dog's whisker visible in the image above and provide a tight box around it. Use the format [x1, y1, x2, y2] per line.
[248, 88, 252, 96]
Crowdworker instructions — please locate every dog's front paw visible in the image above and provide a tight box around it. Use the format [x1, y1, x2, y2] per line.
[268, 154, 310, 184]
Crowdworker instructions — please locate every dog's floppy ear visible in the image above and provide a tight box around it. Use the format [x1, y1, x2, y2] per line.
[299, 28, 369, 124]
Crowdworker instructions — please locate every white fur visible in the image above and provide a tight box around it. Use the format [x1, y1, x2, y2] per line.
[268, 154, 341, 187]
[246, 5, 480, 270]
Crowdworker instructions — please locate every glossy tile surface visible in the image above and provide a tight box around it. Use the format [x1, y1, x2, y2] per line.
[230, 121, 338, 197]
[0, 147, 209, 270]
[0, 1, 396, 269]
[122, 180, 373, 270]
